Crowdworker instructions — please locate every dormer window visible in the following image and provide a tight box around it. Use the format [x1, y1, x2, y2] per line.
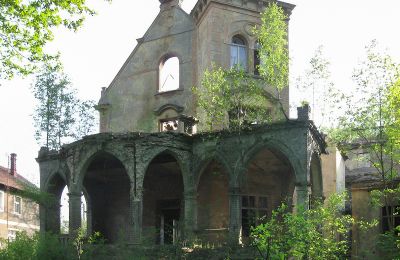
[230, 35, 247, 70]
[159, 56, 180, 92]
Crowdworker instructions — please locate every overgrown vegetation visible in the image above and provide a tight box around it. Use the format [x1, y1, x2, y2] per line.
[251, 193, 355, 260]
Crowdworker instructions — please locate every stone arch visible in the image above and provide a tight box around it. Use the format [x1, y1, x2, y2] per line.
[141, 148, 187, 244]
[193, 153, 233, 190]
[79, 150, 131, 243]
[75, 148, 132, 191]
[43, 171, 68, 234]
[237, 140, 298, 238]
[237, 140, 302, 185]
[140, 147, 191, 193]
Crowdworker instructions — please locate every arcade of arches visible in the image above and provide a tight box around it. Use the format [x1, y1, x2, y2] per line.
[37, 121, 325, 245]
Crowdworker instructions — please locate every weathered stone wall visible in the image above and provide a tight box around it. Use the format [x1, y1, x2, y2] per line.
[38, 121, 325, 244]
[99, 4, 195, 133]
[98, 0, 294, 133]
[351, 189, 380, 259]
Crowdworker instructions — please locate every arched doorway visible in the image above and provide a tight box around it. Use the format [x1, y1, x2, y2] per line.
[241, 147, 296, 238]
[142, 152, 184, 245]
[82, 152, 130, 243]
[197, 160, 229, 242]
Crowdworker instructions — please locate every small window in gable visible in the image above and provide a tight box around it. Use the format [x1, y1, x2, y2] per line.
[230, 35, 247, 70]
[159, 56, 180, 92]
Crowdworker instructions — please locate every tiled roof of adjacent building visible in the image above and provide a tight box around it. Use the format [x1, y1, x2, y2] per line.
[0, 166, 37, 190]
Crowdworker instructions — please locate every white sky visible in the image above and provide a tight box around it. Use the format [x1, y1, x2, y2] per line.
[0, 0, 399, 185]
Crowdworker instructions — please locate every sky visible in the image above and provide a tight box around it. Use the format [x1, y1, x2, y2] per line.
[0, 0, 399, 185]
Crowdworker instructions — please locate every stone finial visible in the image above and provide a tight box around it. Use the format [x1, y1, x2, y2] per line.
[297, 103, 310, 121]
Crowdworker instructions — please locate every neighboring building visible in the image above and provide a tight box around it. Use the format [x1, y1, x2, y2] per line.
[38, 0, 328, 246]
[0, 154, 39, 244]
[344, 143, 399, 260]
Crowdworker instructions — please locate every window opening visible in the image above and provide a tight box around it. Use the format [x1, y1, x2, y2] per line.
[241, 195, 268, 237]
[382, 205, 400, 233]
[159, 57, 179, 92]
[230, 35, 247, 70]
[159, 118, 179, 132]
[254, 41, 261, 75]
[14, 196, 21, 215]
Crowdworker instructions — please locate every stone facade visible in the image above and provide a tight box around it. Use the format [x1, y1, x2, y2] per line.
[97, 0, 294, 133]
[37, 0, 329, 245]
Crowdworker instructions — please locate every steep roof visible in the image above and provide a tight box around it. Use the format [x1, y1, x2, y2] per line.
[0, 166, 37, 190]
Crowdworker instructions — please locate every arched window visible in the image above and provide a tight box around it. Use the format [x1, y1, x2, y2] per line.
[159, 56, 179, 92]
[230, 35, 247, 70]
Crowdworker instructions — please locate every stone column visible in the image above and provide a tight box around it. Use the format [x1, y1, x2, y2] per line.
[183, 190, 196, 240]
[68, 192, 82, 235]
[296, 183, 309, 210]
[130, 187, 143, 244]
[229, 187, 241, 244]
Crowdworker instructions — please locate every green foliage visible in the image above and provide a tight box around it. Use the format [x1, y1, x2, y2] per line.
[194, 65, 273, 131]
[377, 229, 400, 260]
[0, 231, 72, 260]
[0, 0, 111, 79]
[32, 63, 97, 150]
[251, 193, 354, 260]
[328, 41, 400, 231]
[253, 2, 289, 92]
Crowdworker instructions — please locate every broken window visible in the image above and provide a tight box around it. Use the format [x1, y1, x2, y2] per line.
[159, 56, 180, 92]
[241, 195, 268, 237]
[230, 35, 247, 70]
[159, 119, 179, 132]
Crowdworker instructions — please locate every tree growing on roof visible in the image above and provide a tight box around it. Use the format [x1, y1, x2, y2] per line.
[32, 61, 96, 150]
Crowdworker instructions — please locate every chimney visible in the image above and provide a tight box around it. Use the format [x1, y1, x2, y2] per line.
[297, 104, 310, 121]
[10, 153, 16, 175]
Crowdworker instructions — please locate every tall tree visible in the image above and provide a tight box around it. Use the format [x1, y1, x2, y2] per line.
[32, 63, 96, 150]
[0, 0, 110, 80]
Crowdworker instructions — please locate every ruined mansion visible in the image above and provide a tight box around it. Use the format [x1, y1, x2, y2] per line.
[37, 0, 329, 245]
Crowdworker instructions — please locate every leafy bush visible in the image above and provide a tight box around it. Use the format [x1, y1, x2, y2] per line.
[251, 193, 354, 260]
